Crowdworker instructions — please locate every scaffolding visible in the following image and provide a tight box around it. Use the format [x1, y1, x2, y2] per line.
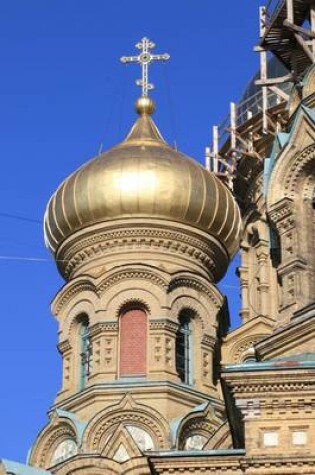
[207, 0, 315, 188]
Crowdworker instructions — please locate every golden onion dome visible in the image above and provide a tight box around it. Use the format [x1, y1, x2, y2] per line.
[44, 98, 241, 259]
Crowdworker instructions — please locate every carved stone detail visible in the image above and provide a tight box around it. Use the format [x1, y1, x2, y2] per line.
[56, 226, 225, 280]
[269, 204, 293, 225]
[39, 425, 76, 467]
[153, 336, 162, 363]
[285, 143, 315, 198]
[165, 337, 173, 367]
[58, 340, 72, 353]
[89, 322, 118, 334]
[179, 418, 216, 450]
[54, 282, 97, 314]
[269, 198, 295, 234]
[104, 338, 114, 368]
[149, 320, 178, 333]
[232, 336, 264, 363]
[91, 412, 165, 451]
[231, 381, 315, 394]
[98, 271, 168, 294]
[168, 277, 222, 308]
[202, 352, 211, 379]
[202, 335, 216, 347]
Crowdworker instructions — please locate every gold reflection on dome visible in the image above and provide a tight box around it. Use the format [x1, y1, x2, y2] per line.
[116, 170, 158, 195]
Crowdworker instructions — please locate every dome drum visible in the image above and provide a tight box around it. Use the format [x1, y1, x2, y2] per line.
[53, 218, 230, 281]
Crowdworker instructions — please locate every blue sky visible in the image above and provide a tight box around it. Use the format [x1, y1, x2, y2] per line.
[0, 0, 261, 462]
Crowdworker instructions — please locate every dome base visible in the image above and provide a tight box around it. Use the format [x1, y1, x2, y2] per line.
[56, 218, 230, 282]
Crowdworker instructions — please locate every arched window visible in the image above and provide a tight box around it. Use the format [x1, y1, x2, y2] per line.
[241, 346, 256, 364]
[51, 439, 77, 466]
[176, 310, 193, 385]
[78, 314, 91, 390]
[119, 307, 147, 377]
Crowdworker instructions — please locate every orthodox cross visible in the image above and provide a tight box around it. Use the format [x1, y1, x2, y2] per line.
[121, 37, 170, 97]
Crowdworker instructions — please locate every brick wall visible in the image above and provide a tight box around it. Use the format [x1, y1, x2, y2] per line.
[119, 309, 147, 376]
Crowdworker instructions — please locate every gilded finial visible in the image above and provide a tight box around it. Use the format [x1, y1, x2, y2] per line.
[135, 96, 155, 115]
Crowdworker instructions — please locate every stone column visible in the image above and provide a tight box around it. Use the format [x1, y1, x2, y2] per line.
[256, 250, 269, 317]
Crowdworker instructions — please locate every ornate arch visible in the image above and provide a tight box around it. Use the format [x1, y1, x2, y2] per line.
[104, 286, 163, 318]
[64, 299, 96, 342]
[267, 117, 315, 210]
[168, 273, 223, 310]
[29, 414, 80, 469]
[230, 334, 265, 364]
[97, 267, 168, 295]
[82, 394, 169, 452]
[284, 143, 315, 200]
[303, 174, 315, 201]
[52, 277, 98, 316]
[169, 290, 221, 336]
[175, 403, 225, 450]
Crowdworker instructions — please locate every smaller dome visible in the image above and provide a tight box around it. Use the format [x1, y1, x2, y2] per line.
[44, 100, 241, 264]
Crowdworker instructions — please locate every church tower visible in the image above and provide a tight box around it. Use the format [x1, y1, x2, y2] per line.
[2, 6, 315, 474]
[25, 39, 241, 474]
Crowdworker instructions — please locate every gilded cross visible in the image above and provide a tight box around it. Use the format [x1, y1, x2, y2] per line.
[121, 37, 170, 97]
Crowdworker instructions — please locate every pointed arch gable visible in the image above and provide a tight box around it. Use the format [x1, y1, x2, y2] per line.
[173, 401, 226, 450]
[51, 277, 98, 318]
[267, 109, 315, 209]
[82, 394, 169, 452]
[28, 410, 85, 468]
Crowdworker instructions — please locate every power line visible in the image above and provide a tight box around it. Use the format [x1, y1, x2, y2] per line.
[0, 255, 48, 262]
[0, 212, 41, 224]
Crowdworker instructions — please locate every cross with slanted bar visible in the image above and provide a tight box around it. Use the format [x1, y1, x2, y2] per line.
[121, 37, 170, 97]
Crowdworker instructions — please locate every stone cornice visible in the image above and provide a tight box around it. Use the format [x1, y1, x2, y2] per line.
[50, 381, 225, 415]
[268, 197, 294, 231]
[269, 204, 293, 225]
[149, 320, 178, 333]
[55, 222, 228, 281]
[277, 257, 307, 276]
[201, 334, 216, 347]
[222, 369, 315, 397]
[235, 395, 315, 411]
[58, 340, 72, 353]
[89, 321, 118, 336]
[149, 453, 315, 473]
[255, 311, 315, 360]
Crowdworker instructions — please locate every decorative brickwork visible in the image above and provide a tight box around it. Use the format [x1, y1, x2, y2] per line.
[119, 309, 147, 377]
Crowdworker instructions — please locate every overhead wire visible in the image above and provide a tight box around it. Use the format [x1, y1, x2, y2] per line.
[0, 212, 41, 224]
